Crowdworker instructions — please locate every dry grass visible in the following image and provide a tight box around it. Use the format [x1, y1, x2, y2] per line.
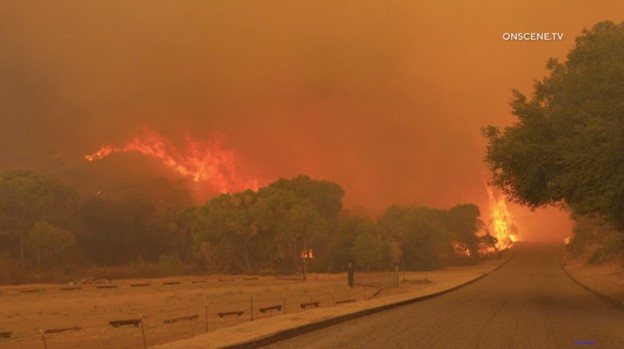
[0, 273, 379, 348]
[0, 264, 497, 349]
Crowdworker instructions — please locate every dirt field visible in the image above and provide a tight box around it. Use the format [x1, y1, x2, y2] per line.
[0, 264, 500, 349]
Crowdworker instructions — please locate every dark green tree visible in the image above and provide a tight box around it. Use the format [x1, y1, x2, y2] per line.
[447, 204, 484, 259]
[378, 206, 453, 270]
[483, 21, 624, 230]
[0, 170, 78, 265]
[26, 221, 75, 268]
[268, 175, 345, 224]
[78, 197, 165, 265]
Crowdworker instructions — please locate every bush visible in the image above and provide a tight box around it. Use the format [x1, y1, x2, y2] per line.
[0, 255, 23, 284]
[158, 254, 184, 276]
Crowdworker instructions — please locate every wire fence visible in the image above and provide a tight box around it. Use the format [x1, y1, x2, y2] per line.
[0, 271, 411, 349]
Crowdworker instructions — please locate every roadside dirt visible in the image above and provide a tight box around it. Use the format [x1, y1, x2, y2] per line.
[0, 259, 506, 349]
[563, 257, 624, 306]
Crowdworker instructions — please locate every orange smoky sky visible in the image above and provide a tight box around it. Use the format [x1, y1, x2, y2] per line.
[2, 0, 624, 241]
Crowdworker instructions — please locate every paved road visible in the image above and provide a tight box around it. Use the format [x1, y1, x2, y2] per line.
[263, 243, 624, 349]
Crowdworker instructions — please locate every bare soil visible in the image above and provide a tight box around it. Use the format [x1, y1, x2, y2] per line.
[563, 257, 624, 305]
[0, 263, 503, 349]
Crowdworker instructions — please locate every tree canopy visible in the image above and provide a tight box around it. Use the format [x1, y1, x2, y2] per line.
[0, 169, 491, 279]
[0, 170, 78, 264]
[483, 21, 624, 230]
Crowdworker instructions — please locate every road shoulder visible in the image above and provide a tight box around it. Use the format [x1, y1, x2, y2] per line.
[562, 257, 624, 309]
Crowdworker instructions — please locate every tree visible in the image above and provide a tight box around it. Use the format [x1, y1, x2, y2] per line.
[193, 191, 273, 273]
[377, 206, 453, 270]
[483, 21, 624, 230]
[78, 197, 165, 265]
[0, 170, 78, 265]
[170, 206, 197, 262]
[349, 221, 384, 269]
[268, 175, 345, 224]
[26, 221, 75, 268]
[447, 204, 484, 259]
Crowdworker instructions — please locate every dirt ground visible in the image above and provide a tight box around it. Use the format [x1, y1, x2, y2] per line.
[563, 257, 624, 305]
[0, 262, 503, 349]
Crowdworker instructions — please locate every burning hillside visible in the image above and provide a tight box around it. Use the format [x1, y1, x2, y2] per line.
[85, 128, 259, 194]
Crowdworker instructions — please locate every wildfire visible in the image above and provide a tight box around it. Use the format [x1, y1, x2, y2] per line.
[485, 183, 518, 250]
[451, 241, 472, 257]
[85, 128, 259, 194]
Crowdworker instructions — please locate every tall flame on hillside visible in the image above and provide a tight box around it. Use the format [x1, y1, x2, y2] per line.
[85, 128, 259, 194]
[485, 183, 518, 250]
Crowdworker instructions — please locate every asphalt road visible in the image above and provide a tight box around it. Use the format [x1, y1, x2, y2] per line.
[262, 243, 624, 349]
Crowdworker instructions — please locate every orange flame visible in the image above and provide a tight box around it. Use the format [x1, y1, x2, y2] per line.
[451, 241, 472, 257]
[485, 183, 518, 250]
[85, 128, 259, 194]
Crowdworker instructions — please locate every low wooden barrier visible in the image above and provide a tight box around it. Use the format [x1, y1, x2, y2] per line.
[96, 285, 118, 289]
[163, 315, 199, 324]
[300, 301, 320, 309]
[335, 299, 356, 305]
[109, 319, 141, 327]
[259, 305, 282, 313]
[44, 326, 81, 334]
[20, 288, 46, 293]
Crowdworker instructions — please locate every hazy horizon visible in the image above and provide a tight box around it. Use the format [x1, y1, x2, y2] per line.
[3, 1, 624, 242]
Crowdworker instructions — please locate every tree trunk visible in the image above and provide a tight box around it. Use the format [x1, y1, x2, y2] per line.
[244, 243, 251, 273]
[20, 231, 24, 267]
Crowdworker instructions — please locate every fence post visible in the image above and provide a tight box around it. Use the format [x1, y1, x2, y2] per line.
[283, 295, 286, 315]
[40, 329, 48, 349]
[250, 296, 254, 322]
[204, 302, 208, 333]
[395, 265, 400, 288]
[140, 314, 147, 349]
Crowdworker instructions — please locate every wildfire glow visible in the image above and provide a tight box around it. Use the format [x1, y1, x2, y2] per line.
[485, 183, 519, 250]
[85, 128, 259, 194]
[451, 241, 472, 257]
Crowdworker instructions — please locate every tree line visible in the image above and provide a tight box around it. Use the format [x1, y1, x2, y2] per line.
[0, 170, 497, 283]
[483, 21, 624, 259]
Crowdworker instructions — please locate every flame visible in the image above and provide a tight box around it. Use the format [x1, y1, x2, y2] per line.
[85, 128, 259, 194]
[451, 241, 472, 257]
[485, 183, 518, 250]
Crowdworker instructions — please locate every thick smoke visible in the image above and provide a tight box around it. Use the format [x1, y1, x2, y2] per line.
[2, 0, 621, 240]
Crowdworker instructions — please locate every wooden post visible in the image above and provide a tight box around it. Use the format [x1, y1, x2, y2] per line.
[40, 329, 48, 349]
[139, 314, 147, 349]
[204, 302, 208, 333]
[250, 296, 254, 322]
[332, 290, 335, 306]
[282, 295, 286, 315]
[395, 265, 400, 288]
